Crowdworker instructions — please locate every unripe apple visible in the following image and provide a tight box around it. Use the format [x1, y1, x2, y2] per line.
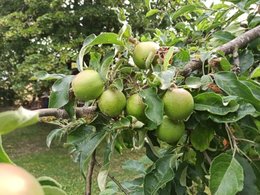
[0, 163, 44, 195]
[126, 93, 147, 122]
[156, 116, 185, 144]
[98, 89, 126, 117]
[163, 88, 194, 121]
[133, 41, 159, 69]
[72, 69, 104, 101]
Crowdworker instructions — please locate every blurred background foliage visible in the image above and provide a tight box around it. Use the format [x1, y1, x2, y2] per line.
[0, 0, 259, 105]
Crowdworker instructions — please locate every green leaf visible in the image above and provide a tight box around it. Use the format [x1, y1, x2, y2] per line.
[210, 153, 244, 195]
[163, 46, 178, 70]
[239, 50, 254, 73]
[144, 141, 159, 162]
[145, 50, 157, 69]
[38, 176, 62, 188]
[251, 66, 260, 79]
[98, 132, 118, 191]
[0, 136, 13, 163]
[212, 31, 235, 43]
[79, 129, 108, 175]
[144, 154, 179, 195]
[97, 170, 109, 192]
[30, 71, 65, 81]
[122, 160, 146, 175]
[77, 34, 96, 71]
[201, 75, 213, 90]
[65, 124, 95, 162]
[200, 50, 212, 63]
[179, 166, 188, 187]
[49, 75, 74, 108]
[185, 76, 201, 89]
[77, 33, 124, 71]
[66, 124, 94, 146]
[0, 107, 39, 135]
[194, 92, 239, 115]
[209, 102, 259, 123]
[112, 7, 127, 23]
[145, 0, 151, 10]
[89, 52, 101, 71]
[183, 147, 196, 165]
[140, 88, 163, 125]
[122, 177, 144, 194]
[214, 71, 260, 111]
[153, 68, 176, 90]
[111, 117, 131, 130]
[190, 123, 215, 152]
[42, 185, 67, 195]
[110, 78, 124, 91]
[241, 80, 260, 100]
[146, 9, 160, 17]
[100, 52, 114, 80]
[133, 129, 147, 149]
[251, 160, 260, 190]
[249, 16, 260, 28]
[236, 156, 258, 195]
[64, 98, 76, 119]
[171, 5, 197, 20]
[220, 58, 232, 71]
[173, 49, 190, 67]
[46, 128, 65, 148]
[118, 23, 132, 40]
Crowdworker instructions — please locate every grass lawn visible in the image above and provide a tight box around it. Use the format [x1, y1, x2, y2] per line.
[2, 122, 145, 195]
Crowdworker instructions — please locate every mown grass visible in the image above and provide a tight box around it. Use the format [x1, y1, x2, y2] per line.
[2, 122, 145, 195]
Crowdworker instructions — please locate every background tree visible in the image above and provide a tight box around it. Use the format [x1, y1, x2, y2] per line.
[0, 0, 260, 194]
[0, 0, 174, 105]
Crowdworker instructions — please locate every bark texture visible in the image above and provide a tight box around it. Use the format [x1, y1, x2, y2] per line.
[38, 106, 96, 118]
[180, 25, 260, 77]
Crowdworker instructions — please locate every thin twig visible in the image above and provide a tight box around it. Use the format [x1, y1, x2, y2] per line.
[225, 123, 234, 151]
[86, 150, 96, 195]
[203, 151, 212, 164]
[235, 138, 256, 144]
[225, 124, 238, 157]
[106, 172, 129, 195]
[225, 124, 253, 161]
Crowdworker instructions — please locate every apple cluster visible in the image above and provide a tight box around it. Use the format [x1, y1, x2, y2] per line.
[71, 41, 194, 145]
[72, 69, 126, 117]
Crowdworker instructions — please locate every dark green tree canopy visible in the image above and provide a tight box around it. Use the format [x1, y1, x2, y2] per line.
[0, 0, 259, 106]
[0, 0, 146, 104]
[0, 0, 260, 194]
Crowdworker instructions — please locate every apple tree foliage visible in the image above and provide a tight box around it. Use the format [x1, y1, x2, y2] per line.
[1, 0, 260, 194]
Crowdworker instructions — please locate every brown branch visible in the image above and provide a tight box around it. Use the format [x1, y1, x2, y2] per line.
[180, 25, 260, 77]
[180, 59, 202, 77]
[86, 150, 96, 195]
[216, 25, 260, 54]
[232, 47, 240, 74]
[38, 106, 97, 118]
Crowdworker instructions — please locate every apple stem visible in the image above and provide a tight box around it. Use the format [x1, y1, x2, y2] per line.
[128, 37, 139, 45]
